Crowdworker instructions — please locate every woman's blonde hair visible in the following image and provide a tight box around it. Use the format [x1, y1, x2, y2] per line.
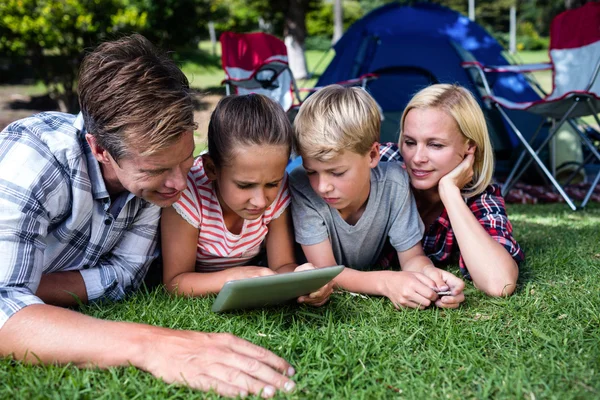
[400, 84, 494, 198]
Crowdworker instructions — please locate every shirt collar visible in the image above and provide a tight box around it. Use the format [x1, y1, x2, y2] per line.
[74, 113, 111, 202]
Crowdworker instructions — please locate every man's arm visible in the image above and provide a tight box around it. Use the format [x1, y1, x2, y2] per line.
[0, 304, 296, 398]
[34, 200, 160, 306]
[35, 271, 87, 306]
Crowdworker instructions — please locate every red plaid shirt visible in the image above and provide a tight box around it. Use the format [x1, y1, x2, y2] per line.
[379, 143, 525, 279]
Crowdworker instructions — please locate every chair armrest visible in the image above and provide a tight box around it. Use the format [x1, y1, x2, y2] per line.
[461, 61, 553, 73]
[300, 73, 380, 93]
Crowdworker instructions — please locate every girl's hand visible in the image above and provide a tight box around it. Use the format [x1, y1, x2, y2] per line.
[226, 266, 276, 282]
[422, 266, 465, 309]
[295, 263, 334, 307]
[439, 153, 475, 194]
[379, 271, 440, 310]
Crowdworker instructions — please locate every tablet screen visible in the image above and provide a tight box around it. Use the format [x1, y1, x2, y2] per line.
[211, 265, 344, 312]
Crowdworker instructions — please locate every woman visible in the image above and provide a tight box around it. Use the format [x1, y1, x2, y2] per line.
[381, 84, 524, 297]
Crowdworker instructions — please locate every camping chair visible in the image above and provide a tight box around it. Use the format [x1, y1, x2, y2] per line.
[220, 31, 302, 112]
[462, 2, 600, 210]
[220, 31, 379, 114]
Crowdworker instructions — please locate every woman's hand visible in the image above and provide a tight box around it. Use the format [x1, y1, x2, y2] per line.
[439, 153, 475, 195]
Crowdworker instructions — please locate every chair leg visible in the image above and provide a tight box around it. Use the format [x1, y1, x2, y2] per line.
[501, 120, 546, 196]
[496, 105, 578, 210]
[581, 168, 600, 208]
[503, 107, 574, 197]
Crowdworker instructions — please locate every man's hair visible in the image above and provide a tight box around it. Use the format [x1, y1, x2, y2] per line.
[207, 94, 293, 168]
[293, 85, 381, 161]
[400, 84, 494, 198]
[78, 34, 197, 161]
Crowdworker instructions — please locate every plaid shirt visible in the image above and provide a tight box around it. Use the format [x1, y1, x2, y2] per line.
[0, 112, 160, 328]
[379, 143, 525, 278]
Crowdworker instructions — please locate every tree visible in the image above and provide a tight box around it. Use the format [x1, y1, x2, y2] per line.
[0, 0, 147, 112]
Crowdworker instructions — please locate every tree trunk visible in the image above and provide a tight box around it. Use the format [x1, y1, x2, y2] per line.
[284, 0, 309, 80]
[332, 0, 343, 45]
[565, 0, 592, 9]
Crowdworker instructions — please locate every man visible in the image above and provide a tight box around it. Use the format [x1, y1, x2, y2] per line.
[0, 34, 296, 398]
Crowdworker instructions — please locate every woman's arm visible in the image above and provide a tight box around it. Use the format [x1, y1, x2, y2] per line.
[438, 156, 519, 297]
[161, 207, 273, 297]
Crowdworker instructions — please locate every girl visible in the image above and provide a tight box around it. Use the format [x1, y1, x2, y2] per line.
[161, 94, 328, 303]
[381, 84, 524, 297]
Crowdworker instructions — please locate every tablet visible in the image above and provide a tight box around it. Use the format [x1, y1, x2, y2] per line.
[211, 265, 345, 312]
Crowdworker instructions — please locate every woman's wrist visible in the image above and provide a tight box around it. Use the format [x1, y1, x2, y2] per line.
[438, 179, 462, 204]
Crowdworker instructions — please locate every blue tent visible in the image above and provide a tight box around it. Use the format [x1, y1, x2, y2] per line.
[316, 2, 546, 172]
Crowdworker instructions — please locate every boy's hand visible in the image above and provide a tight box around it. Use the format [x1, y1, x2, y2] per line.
[422, 266, 465, 309]
[379, 271, 440, 310]
[227, 266, 276, 282]
[294, 263, 333, 307]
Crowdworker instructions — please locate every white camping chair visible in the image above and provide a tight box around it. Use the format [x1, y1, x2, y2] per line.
[462, 2, 600, 210]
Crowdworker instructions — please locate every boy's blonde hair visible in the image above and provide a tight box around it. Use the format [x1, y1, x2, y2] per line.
[294, 84, 381, 161]
[400, 84, 494, 198]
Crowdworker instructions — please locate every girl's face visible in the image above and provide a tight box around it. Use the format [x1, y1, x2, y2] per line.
[400, 107, 471, 191]
[207, 144, 289, 220]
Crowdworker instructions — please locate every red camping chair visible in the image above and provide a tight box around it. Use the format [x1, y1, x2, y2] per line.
[220, 31, 379, 114]
[462, 2, 600, 210]
[220, 31, 302, 112]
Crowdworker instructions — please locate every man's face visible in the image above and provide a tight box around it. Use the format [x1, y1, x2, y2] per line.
[302, 145, 378, 218]
[106, 131, 195, 207]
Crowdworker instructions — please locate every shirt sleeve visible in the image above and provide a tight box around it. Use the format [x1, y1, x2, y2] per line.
[263, 174, 291, 223]
[289, 169, 329, 246]
[458, 185, 525, 274]
[0, 135, 67, 329]
[172, 167, 203, 229]
[379, 142, 403, 163]
[386, 165, 425, 252]
[79, 200, 160, 302]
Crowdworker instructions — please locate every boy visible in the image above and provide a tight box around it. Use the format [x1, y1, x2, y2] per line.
[289, 85, 465, 309]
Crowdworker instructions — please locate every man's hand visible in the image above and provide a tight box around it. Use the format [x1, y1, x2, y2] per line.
[294, 263, 333, 306]
[422, 266, 466, 309]
[142, 329, 296, 398]
[378, 270, 440, 309]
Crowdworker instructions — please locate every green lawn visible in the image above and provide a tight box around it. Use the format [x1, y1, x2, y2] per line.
[2, 203, 599, 399]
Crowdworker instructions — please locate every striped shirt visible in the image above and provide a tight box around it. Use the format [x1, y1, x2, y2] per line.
[173, 156, 290, 271]
[0, 112, 160, 329]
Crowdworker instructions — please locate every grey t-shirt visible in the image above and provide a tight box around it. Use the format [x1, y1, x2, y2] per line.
[289, 162, 424, 270]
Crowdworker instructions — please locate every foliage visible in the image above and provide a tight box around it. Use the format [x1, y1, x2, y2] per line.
[0, 0, 147, 112]
[306, 0, 363, 38]
[1, 203, 599, 399]
[129, 0, 219, 50]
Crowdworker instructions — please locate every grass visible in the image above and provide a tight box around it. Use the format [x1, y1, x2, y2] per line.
[2, 202, 599, 399]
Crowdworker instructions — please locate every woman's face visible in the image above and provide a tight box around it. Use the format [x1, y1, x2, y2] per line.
[400, 107, 471, 191]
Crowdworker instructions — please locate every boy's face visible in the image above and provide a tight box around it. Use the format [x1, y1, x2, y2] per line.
[302, 144, 379, 218]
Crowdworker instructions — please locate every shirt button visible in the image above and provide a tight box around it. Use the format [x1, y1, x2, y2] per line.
[104, 219, 112, 225]
[82, 264, 90, 269]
